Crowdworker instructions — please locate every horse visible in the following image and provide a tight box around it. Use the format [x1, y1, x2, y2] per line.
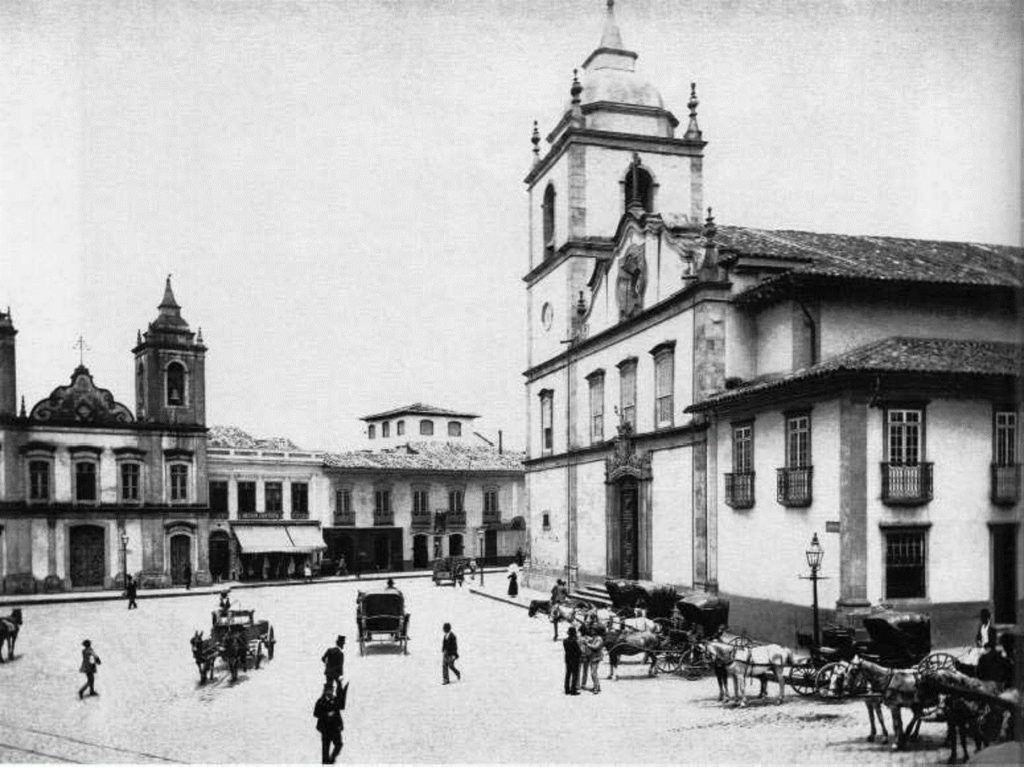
[917, 668, 1007, 763]
[705, 641, 793, 705]
[190, 630, 218, 683]
[0, 608, 22, 662]
[846, 655, 934, 751]
[220, 630, 250, 682]
[603, 623, 663, 680]
[822, 659, 891, 744]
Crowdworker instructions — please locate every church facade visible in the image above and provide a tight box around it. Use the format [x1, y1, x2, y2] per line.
[0, 280, 215, 593]
[523, 3, 1022, 644]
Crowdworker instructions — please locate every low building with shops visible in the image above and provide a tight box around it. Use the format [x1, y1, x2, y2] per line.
[321, 404, 526, 572]
[0, 280, 215, 592]
[206, 426, 328, 581]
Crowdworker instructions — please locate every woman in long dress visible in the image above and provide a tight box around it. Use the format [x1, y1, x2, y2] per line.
[506, 562, 519, 597]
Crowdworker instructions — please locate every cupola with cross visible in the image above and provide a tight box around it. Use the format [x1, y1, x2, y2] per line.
[132, 277, 207, 425]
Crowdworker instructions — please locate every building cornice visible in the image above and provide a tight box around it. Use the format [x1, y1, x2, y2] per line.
[524, 280, 732, 383]
[0, 417, 208, 435]
[524, 421, 706, 470]
[523, 239, 615, 286]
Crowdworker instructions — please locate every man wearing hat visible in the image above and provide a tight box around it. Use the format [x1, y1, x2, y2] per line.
[322, 635, 345, 692]
[313, 682, 344, 764]
[78, 639, 101, 699]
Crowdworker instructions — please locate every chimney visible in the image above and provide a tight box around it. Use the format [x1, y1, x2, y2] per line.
[498, 430, 503, 455]
[0, 308, 17, 417]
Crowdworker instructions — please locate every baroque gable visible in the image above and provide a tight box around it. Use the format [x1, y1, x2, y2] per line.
[28, 365, 134, 425]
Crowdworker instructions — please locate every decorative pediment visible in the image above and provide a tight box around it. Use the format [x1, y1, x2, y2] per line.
[605, 419, 651, 483]
[29, 366, 134, 425]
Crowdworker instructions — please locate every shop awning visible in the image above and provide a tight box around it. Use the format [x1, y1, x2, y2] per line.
[286, 525, 327, 552]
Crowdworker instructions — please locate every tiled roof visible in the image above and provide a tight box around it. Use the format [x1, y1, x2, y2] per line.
[715, 226, 1024, 294]
[360, 403, 480, 421]
[322, 441, 524, 473]
[687, 337, 1022, 411]
[208, 425, 302, 451]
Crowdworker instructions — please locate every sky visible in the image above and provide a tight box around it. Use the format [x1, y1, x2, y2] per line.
[1, 0, 1020, 452]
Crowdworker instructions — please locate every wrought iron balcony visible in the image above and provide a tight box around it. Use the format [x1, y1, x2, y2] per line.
[880, 462, 933, 506]
[724, 472, 755, 509]
[238, 510, 283, 520]
[373, 511, 394, 526]
[446, 509, 467, 528]
[333, 511, 355, 526]
[411, 510, 432, 530]
[991, 463, 1021, 506]
[291, 509, 309, 520]
[777, 467, 813, 507]
[482, 510, 502, 526]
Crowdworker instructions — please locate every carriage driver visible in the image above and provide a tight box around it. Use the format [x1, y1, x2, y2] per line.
[218, 590, 232, 616]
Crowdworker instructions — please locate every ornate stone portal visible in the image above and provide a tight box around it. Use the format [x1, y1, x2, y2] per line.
[605, 420, 652, 580]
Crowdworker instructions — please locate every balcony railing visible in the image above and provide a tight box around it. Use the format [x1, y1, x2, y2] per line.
[880, 462, 933, 506]
[373, 511, 394, 526]
[991, 463, 1021, 506]
[777, 466, 813, 507]
[482, 509, 502, 526]
[238, 510, 283, 520]
[291, 509, 310, 520]
[411, 510, 432, 529]
[333, 511, 355, 526]
[724, 472, 755, 509]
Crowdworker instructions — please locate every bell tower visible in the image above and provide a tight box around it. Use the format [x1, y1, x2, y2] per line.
[132, 277, 207, 426]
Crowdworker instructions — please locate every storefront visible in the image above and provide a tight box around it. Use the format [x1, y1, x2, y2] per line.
[231, 522, 325, 581]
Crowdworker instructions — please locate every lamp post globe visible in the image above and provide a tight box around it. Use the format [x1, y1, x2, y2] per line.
[120, 533, 129, 587]
[805, 533, 823, 648]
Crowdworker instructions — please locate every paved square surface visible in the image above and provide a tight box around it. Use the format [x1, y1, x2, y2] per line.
[0, 579, 958, 763]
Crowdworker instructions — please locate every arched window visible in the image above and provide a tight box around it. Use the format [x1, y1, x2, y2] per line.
[623, 165, 654, 213]
[542, 183, 556, 260]
[448, 421, 462, 437]
[166, 362, 185, 406]
[420, 419, 434, 436]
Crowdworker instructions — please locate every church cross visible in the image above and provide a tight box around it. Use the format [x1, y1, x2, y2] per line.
[74, 335, 91, 366]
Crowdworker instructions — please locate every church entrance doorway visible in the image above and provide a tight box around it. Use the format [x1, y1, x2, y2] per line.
[413, 535, 429, 569]
[69, 525, 105, 588]
[169, 534, 192, 585]
[618, 479, 639, 580]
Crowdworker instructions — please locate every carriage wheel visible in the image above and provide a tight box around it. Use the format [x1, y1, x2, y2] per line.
[681, 645, 708, 680]
[814, 662, 848, 700]
[254, 640, 264, 669]
[655, 651, 683, 675]
[786, 658, 819, 697]
[266, 627, 275, 660]
[918, 652, 957, 673]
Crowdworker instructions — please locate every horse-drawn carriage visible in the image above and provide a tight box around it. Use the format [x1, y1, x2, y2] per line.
[432, 556, 474, 587]
[190, 608, 275, 682]
[356, 588, 410, 655]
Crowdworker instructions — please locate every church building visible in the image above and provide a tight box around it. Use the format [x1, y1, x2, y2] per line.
[523, 2, 1022, 644]
[0, 279, 215, 593]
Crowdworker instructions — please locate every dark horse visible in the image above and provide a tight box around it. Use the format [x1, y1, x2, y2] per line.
[0, 608, 22, 662]
[603, 624, 663, 680]
[190, 630, 217, 683]
[221, 630, 250, 682]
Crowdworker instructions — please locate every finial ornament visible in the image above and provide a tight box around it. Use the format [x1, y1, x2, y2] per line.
[19, 396, 26, 418]
[704, 206, 717, 240]
[684, 81, 702, 141]
[74, 335, 90, 367]
[531, 120, 541, 161]
[570, 69, 582, 103]
[576, 291, 587, 317]
[197, 326, 204, 344]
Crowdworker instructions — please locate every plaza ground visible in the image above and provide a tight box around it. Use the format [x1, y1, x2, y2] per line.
[0, 577, 974, 763]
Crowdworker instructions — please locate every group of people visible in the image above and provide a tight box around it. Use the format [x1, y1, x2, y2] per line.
[562, 624, 606, 695]
[974, 608, 1016, 690]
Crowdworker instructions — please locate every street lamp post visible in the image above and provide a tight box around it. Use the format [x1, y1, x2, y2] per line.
[120, 532, 129, 588]
[802, 532, 825, 648]
[477, 530, 485, 587]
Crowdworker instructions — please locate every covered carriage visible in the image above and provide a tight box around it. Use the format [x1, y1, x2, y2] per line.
[356, 589, 410, 655]
[604, 579, 680, 620]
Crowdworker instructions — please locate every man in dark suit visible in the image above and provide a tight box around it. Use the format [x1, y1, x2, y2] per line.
[313, 682, 343, 764]
[125, 575, 138, 610]
[441, 622, 461, 684]
[321, 635, 345, 692]
[563, 625, 581, 695]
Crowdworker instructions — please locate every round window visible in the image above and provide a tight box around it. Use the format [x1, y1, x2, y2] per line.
[541, 302, 554, 331]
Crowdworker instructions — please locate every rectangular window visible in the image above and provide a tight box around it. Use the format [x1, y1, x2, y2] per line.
[885, 529, 927, 599]
[419, 420, 434, 436]
[413, 489, 429, 514]
[120, 463, 140, 502]
[381, 422, 390, 438]
[264, 482, 283, 513]
[209, 481, 229, 513]
[368, 424, 376, 440]
[397, 420, 405, 436]
[448, 421, 462, 437]
[733, 423, 753, 473]
[540, 391, 554, 453]
[785, 414, 811, 468]
[995, 411, 1017, 466]
[484, 489, 498, 514]
[75, 462, 97, 502]
[589, 375, 604, 444]
[291, 482, 309, 515]
[448, 489, 464, 513]
[374, 489, 391, 514]
[170, 464, 188, 502]
[29, 460, 50, 501]
[887, 409, 922, 465]
[654, 352, 674, 428]
[620, 361, 637, 429]
[238, 481, 257, 513]
[335, 489, 352, 514]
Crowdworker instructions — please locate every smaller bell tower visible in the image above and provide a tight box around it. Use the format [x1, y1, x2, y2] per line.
[132, 277, 207, 425]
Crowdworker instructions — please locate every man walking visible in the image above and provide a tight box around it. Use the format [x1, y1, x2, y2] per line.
[313, 683, 343, 764]
[321, 635, 345, 692]
[441, 622, 461, 684]
[125, 575, 138, 610]
[78, 639, 101, 699]
[563, 626, 581, 695]
[183, 563, 192, 591]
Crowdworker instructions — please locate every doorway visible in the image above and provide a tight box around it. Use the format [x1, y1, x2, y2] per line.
[991, 524, 1018, 624]
[209, 531, 230, 581]
[373, 536, 390, 571]
[449, 533, 464, 557]
[170, 534, 192, 585]
[484, 529, 498, 561]
[69, 525, 105, 588]
[619, 479, 639, 579]
[413, 535, 429, 569]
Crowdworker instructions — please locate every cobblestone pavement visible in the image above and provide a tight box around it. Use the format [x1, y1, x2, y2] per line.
[0, 578, 958, 763]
